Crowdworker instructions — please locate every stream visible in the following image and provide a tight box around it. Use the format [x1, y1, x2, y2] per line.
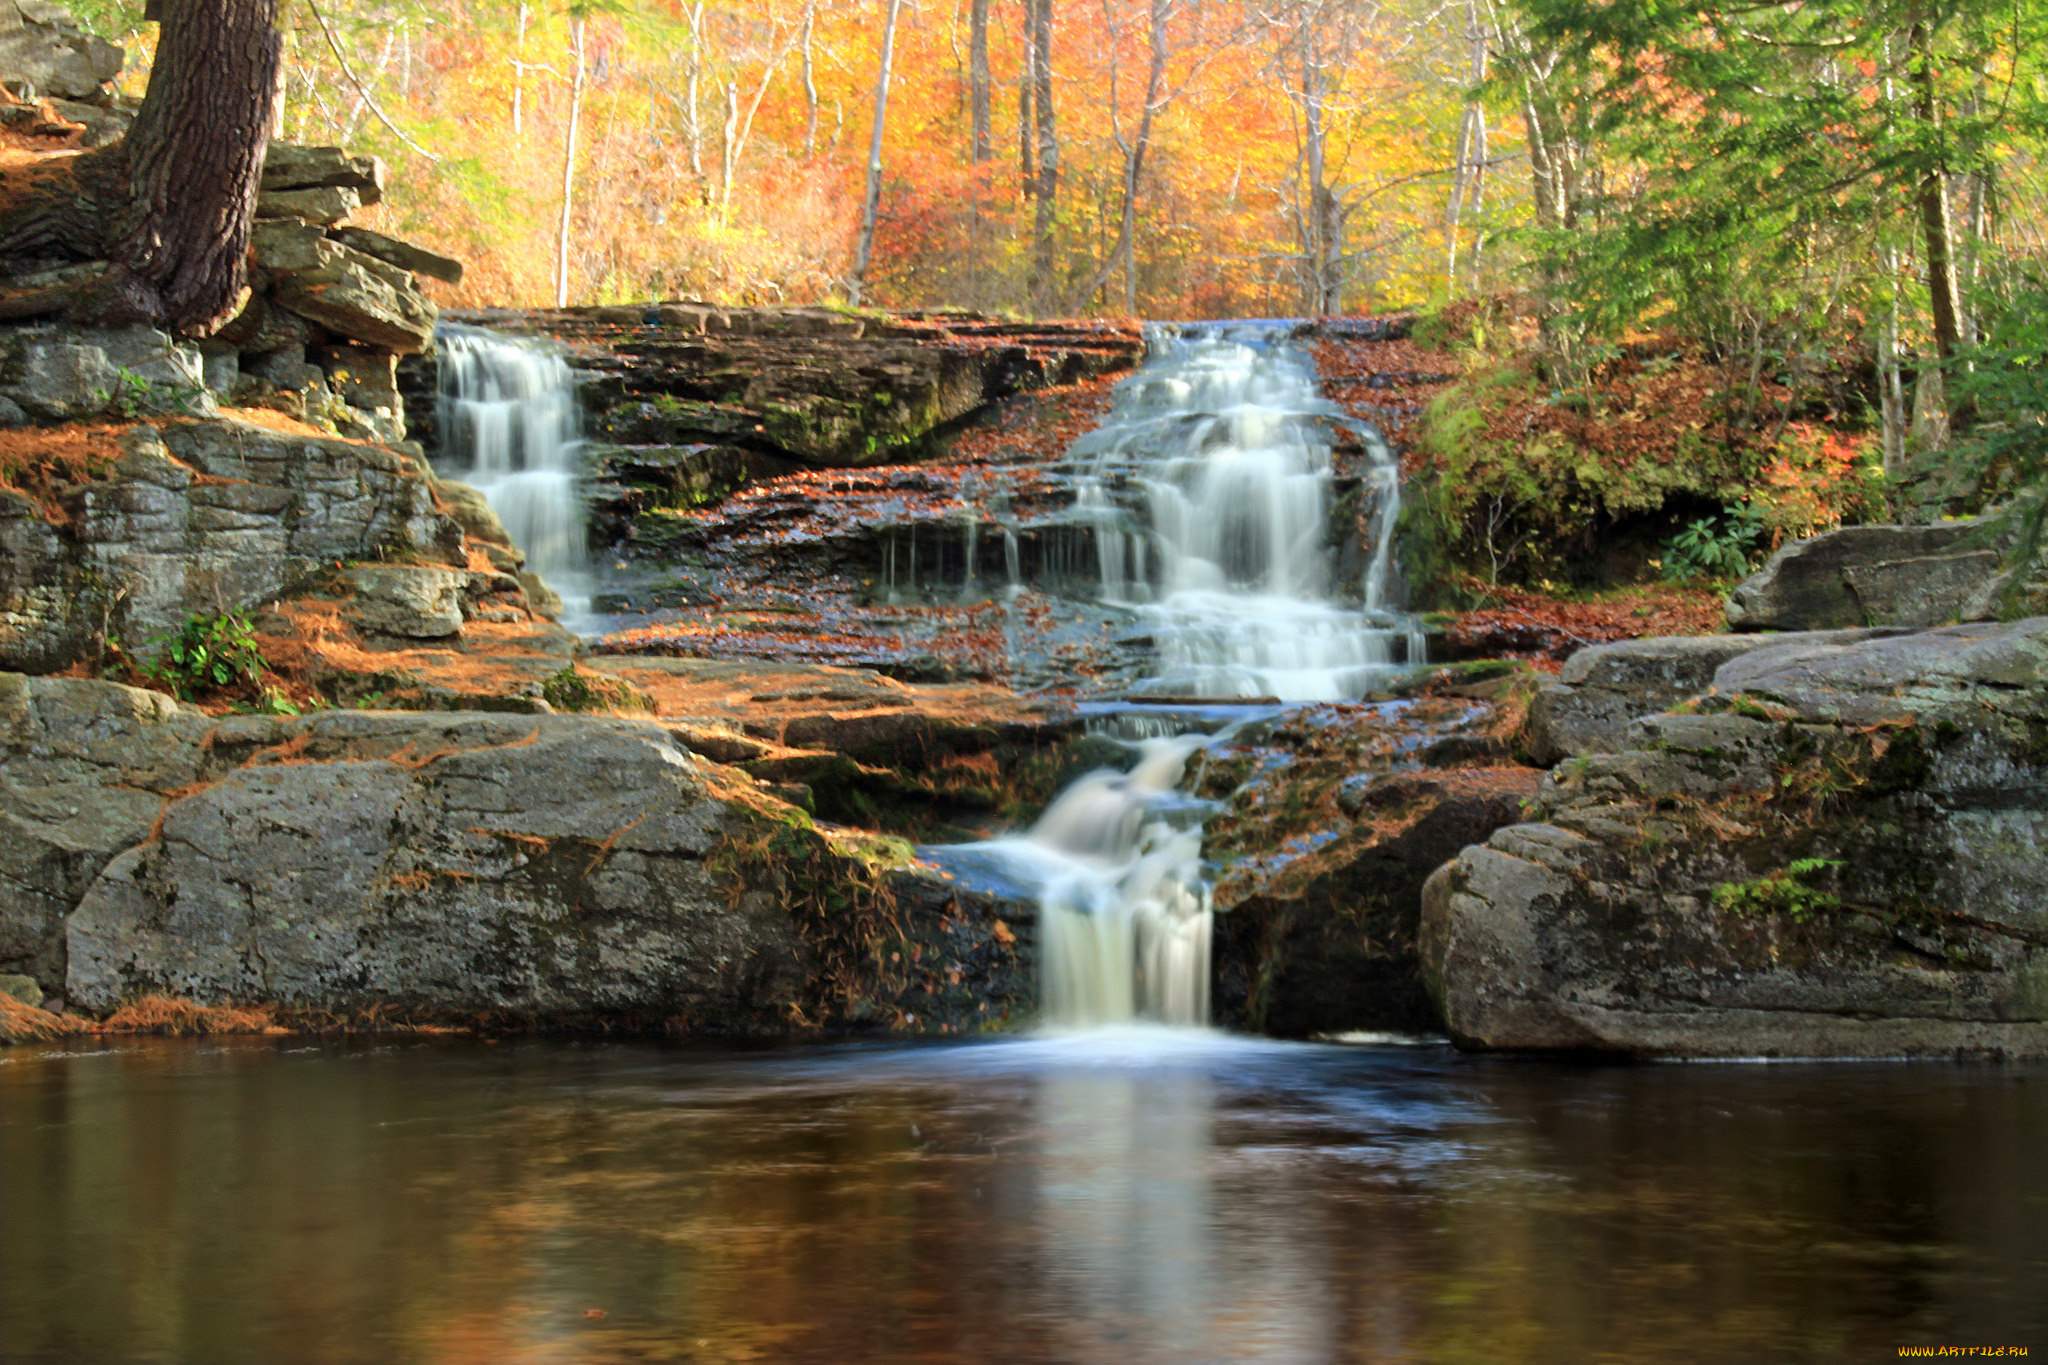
[2, 1034, 2043, 1363]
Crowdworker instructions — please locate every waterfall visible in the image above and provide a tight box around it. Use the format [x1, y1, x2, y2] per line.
[1067, 322, 1413, 701]
[435, 324, 591, 620]
[927, 322, 1422, 1031]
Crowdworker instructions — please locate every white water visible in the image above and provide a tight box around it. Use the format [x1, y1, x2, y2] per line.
[933, 323, 1423, 1031]
[436, 324, 592, 621]
[1069, 323, 1418, 701]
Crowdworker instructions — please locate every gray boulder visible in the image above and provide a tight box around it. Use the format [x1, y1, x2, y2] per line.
[0, 0, 121, 102]
[1523, 630, 1887, 766]
[1727, 522, 2005, 631]
[67, 715, 803, 1018]
[1422, 617, 2048, 1059]
[340, 564, 468, 639]
[0, 417, 465, 671]
[0, 681, 1035, 1032]
[0, 673, 212, 992]
[252, 220, 436, 354]
[0, 325, 216, 422]
[261, 143, 386, 204]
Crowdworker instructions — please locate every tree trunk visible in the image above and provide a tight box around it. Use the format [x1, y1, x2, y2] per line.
[849, 0, 905, 306]
[801, 0, 820, 156]
[970, 0, 992, 163]
[554, 14, 585, 308]
[1018, 12, 1035, 192]
[1028, 0, 1058, 307]
[513, 2, 528, 144]
[1909, 17, 1963, 364]
[1071, 0, 1169, 314]
[84, 0, 281, 336]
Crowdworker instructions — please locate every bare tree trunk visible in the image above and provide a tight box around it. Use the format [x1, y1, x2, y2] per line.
[970, 0, 992, 162]
[1072, 0, 1170, 314]
[512, 1, 528, 144]
[1018, 9, 1035, 192]
[1879, 244, 1911, 476]
[802, 0, 820, 156]
[850, 0, 905, 306]
[684, 1, 706, 180]
[554, 13, 586, 308]
[1298, 28, 1334, 314]
[1444, 0, 1487, 290]
[1028, 0, 1059, 307]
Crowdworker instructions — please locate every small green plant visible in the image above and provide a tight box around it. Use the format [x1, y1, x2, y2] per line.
[148, 609, 295, 712]
[151, 610, 265, 696]
[1713, 857, 1845, 923]
[97, 365, 210, 419]
[1662, 502, 1767, 583]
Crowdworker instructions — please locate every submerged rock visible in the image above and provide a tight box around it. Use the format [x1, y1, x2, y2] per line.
[1422, 618, 2048, 1058]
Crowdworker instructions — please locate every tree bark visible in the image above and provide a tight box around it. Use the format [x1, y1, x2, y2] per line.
[76, 0, 281, 336]
[1909, 17, 1963, 364]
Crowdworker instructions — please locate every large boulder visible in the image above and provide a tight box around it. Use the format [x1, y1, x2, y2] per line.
[1521, 628, 1893, 766]
[1421, 618, 2048, 1059]
[0, 681, 1034, 1031]
[1726, 521, 2006, 631]
[67, 714, 795, 1017]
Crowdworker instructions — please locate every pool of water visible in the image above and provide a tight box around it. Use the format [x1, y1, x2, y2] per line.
[2, 1032, 2042, 1364]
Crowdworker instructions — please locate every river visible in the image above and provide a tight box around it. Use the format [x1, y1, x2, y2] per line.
[2, 1033, 2043, 1363]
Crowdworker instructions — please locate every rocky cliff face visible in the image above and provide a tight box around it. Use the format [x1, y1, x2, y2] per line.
[0, 414, 467, 671]
[1422, 620, 2048, 1058]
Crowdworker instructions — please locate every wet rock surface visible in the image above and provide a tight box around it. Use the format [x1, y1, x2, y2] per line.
[1196, 696, 1542, 1036]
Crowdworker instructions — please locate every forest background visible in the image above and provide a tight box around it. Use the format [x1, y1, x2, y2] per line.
[49, 0, 2048, 587]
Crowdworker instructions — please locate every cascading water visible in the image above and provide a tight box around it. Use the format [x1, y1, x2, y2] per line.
[930, 322, 1422, 1031]
[1067, 322, 1420, 700]
[436, 324, 592, 621]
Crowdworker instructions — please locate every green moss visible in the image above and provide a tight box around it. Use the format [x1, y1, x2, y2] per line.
[1713, 858, 1845, 923]
[540, 667, 654, 714]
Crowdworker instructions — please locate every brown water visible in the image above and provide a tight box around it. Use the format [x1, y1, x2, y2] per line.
[1, 1031, 2042, 1365]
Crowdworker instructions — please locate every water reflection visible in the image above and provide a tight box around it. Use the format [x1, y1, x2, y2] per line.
[0, 1035, 2043, 1364]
